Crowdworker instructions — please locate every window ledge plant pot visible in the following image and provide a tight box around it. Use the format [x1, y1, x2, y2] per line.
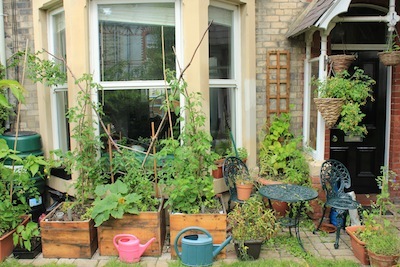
[345, 225, 369, 265]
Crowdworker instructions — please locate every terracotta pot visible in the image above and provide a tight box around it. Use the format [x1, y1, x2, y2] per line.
[345, 225, 369, 265]
[258, 179, 288, 217]
[236, 183, 253, 201]
[0, 215, 30, 262]
[367, 249, 399, 267]
[212, 159, 224, 179]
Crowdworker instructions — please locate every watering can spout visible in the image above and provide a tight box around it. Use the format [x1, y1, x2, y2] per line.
[213, 235, 232, 258]
[139, 237, 156, 256]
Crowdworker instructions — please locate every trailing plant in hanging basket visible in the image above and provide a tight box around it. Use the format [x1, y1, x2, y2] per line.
[378, 32, 400, 66]
[313, 67, 375, 137]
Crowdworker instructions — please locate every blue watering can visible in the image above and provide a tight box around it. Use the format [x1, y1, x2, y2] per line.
[174, 226, 232, 267]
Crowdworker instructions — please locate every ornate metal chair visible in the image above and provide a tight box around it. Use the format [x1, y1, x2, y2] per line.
[222, 156, 249, 212]
[314, 159, 360, 249]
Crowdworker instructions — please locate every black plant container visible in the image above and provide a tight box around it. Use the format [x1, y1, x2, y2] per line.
[234, 240, 263, 260]
[13, 238, 42, 259]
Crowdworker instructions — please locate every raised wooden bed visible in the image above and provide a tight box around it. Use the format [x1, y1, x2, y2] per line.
[97, 198, 166, 256]
[40, 203, 98, 259]
[170, 212, 228, 259]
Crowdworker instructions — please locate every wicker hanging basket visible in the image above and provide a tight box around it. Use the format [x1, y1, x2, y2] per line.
[377, 51, 400, 66]
[313, 98, 345, 128]
[328, 55, 356, 73]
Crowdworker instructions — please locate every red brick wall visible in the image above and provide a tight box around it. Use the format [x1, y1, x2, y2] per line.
[389, 63, 400, 203]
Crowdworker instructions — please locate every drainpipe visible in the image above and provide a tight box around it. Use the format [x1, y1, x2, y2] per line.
[0, 0, 6, 70]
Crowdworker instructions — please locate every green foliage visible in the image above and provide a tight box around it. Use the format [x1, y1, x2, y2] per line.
[91, 149, 160, 226]
[356, 167, 400, 256]
[228, 195, 278, 242]
[384, 33, 400, 52]
[157, 70, 220, 214]
[13, 221, 40, 251]
[228, 196, 279, 260]
[258, 113, 310, 185]
[0, 138, 49, 237]
[313, 67, 375, 137]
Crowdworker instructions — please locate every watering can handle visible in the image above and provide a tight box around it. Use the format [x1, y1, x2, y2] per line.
[174, 226, 212, 260]
[113, 234, 136, 250]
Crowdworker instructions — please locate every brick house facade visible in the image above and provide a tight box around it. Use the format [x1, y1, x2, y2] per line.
[1, 0, 399, 202]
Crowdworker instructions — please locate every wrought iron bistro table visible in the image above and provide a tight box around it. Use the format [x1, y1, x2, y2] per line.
[259, 184, 318, 251]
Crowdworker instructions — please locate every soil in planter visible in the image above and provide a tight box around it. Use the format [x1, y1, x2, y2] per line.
[44, 203, 90, 221]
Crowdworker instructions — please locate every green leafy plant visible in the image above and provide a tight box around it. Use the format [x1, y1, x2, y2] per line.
[356, 167, 400, 256]
[227, 195, 279, 259]
[0, 76, 50, 237]
[313, 67, 375, 137]
[91, 148, 160, 226]
[13, 221, 40, 251]
[258, 113, 310, 185]
[157, 70, 220, 214]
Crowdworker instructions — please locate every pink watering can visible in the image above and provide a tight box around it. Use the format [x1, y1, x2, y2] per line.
[113, 234, 156, 263]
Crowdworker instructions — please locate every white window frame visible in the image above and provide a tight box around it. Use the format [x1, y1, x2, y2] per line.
[48, 7, 69, 152]
[89, 0, 182, 135]
[209, 1, 242, 146]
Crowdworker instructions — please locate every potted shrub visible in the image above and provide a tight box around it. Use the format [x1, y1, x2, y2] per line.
[227, 195, 279, 260]
[346, 166, 399, 265]
[313, 67, 375, 136]
[157, 70, 226, 259]
[92, 149, 166, 257]
[258, 113, 310, 216]
[378, 33, 400, 66]
[12, 221, 41, 259]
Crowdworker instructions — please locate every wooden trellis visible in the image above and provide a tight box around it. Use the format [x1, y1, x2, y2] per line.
[266, 50, 290, 119]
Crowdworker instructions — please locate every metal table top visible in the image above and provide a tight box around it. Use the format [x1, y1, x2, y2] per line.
[259, 184, 318, 203]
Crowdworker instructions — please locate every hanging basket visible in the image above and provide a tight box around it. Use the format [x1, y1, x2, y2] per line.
[313, 98, 344, 128]
[328, 55, 356, 73]
[377, 51, 400, 66]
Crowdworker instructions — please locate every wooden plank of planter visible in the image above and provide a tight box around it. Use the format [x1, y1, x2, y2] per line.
[40, 203, 98, 259]
[169, 213, 228, 259]
[97, 199, 166, 256]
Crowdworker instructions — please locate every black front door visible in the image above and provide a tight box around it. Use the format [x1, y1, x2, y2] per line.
[330, 51, 387, 194]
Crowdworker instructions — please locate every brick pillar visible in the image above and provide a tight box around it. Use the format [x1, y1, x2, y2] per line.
[389, 63, 400, 203]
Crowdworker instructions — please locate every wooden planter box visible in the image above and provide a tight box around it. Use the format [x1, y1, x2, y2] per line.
[170, 212, 228, 259]
[97, 198, 166, 256]
[40, 203, 98, 259]
[0, 215, 30, 262]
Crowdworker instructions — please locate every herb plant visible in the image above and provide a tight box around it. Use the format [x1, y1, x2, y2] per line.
[13, 221, 40, 251]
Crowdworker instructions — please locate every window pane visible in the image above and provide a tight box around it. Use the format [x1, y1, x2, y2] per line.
[209, 6, 233, 79]
[210, 88, 236, 155]
[98, 3, 175, 81]
[50, 10, 69, 152]
[99, 89, 178, 149]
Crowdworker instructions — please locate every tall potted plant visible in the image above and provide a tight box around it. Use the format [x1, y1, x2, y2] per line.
[227, 195, 279, 260]
[313, 67, 375, 136]
[16, 51, 106, 258]
[157, 70, 225, 259]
